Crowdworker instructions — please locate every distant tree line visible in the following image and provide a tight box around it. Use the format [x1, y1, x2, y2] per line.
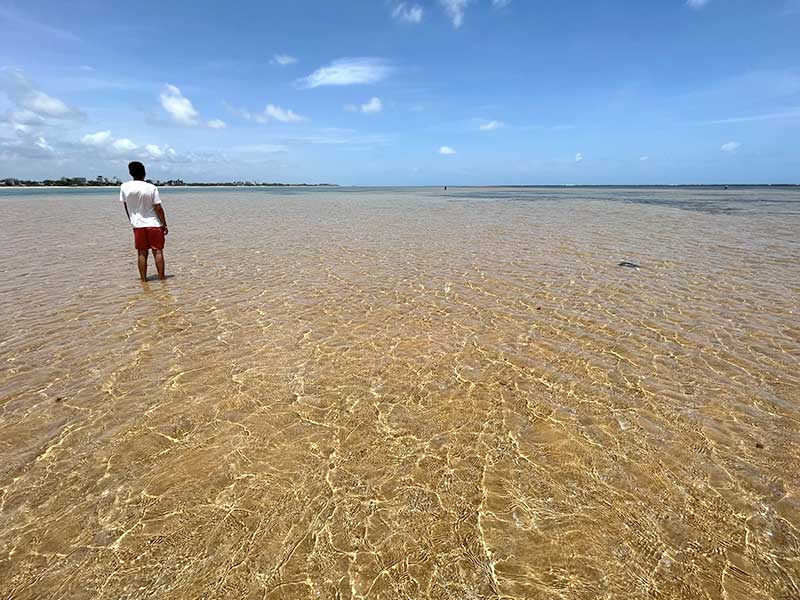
[2, 176, 338, 187]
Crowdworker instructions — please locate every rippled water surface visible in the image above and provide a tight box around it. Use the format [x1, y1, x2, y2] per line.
[1, 186, 799, 599]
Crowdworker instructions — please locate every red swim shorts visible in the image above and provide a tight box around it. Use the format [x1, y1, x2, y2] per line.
[133, 227, 165, 250]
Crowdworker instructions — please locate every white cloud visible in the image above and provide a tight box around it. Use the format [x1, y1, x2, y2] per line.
[271, 54, 298, 66]
[145, 144, 164, 158]
[112, 138, 138, 152]
[640, 155, 649, 161]
[361, 97, 383, 114]
[264, 104, 307, 123]
[9, 110, 45, 125]
[299, 58, 390, 88]
[143, 144, 178, 161]
[223, 102, 252, 120]
[720, 141, 741, 152]
[207, 118, 226, 129]
[575, 152, 584, 163]
[392, 3, 424, 23]
[159, 84, 200, 126]
[25, 91, 72, 118]
[225, 102, 307, 124]
[343, 99, 383, 114]
[34, 136, 53, 152]
[686, 0, 709, 9]
[492, 0, 511, 7]
[77, 131, 181, 162]
[480, 120, 503, 131]
[81, 130, 113, 146]
[0, 134, 59, 160]
[439, 146, 457, 155]
[0, 68, 82, 120]
[139, 143, 185, 163]
[1, 125, 203, 171]
[440, 0, 471, 28]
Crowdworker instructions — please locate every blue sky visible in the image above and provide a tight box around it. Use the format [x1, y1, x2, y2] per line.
[1, 0, 798, 184]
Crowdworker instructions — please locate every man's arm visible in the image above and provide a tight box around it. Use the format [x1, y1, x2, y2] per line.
[120, 187, 131, 225]
[154, 204, 168, 235]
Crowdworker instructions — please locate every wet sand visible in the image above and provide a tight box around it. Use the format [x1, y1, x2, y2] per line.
[1, 186, 798, 599]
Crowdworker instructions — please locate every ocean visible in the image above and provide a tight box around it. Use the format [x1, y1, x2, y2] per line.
[1, 186, 798, 598]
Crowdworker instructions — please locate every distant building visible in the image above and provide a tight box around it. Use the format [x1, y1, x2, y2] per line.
[60, 177, 87, 185]
[3, 178, 20, 186]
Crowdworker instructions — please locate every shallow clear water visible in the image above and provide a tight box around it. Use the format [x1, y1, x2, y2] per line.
[1, 186, 798, 599]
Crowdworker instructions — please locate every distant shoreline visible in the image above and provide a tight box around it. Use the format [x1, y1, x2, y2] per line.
[2, 183, 798, 190]
[0, 184, 339, 189]
[0, 183, 339, 189]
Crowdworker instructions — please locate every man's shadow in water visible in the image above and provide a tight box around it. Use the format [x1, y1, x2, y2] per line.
[143, 274, 176, 282]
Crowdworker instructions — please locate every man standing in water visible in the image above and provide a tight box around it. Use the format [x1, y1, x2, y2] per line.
[120, 161, 169, 281]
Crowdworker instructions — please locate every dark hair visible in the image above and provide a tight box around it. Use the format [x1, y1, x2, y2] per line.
[128, 161, 146, 179]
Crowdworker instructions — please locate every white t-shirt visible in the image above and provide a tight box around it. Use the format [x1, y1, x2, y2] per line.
[119, 180, 162, 228]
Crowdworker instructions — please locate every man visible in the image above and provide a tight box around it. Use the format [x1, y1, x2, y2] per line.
[120, 161, 169, 282]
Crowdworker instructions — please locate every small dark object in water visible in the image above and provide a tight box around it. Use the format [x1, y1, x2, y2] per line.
[55, 397, 63, 403]
[755, 442, 764, 449]
[536, 307, 541, 310]
[618, 261, 640, 269]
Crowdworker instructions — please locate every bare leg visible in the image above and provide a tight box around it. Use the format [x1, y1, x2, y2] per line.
[137, 249, 148, 282]
[154, 249, 166, 280]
